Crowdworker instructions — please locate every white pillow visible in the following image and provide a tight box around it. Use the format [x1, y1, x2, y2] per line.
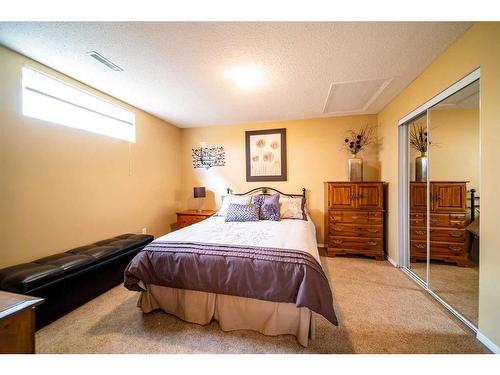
[217, 194, 251, 217]
[279, 196, 307, 220]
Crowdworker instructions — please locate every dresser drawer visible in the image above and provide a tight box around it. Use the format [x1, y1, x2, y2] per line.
[410, 213, 466, 228]
[410, 227, 427, 240]
[330, 211, 383, 225]
[369, 212, 383, 225]
[330, 211, 369, 224]
[328, 237, 382, 250]
[410, 240, 466, 256]
[330, 224, 383, 238]
[410, 212, 426, 226]
[430, 213, 466, 228]
[432, 242, 466, 256]
[431, 228, 466, 242]
[410, 227, 466, 243]
[410, 240, 427, 257]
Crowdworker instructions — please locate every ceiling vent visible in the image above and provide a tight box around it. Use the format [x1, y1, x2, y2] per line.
[86, 51, 123, 72]
[323, 77, 392, 114]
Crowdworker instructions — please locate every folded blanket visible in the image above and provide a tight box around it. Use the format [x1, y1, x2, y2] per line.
[124, 241, 338, 325]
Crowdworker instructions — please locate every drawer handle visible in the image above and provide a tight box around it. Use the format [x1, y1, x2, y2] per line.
[449, 233, 463, 238]
[415, 230, 425, 235]
[333, 227, 343, 231]
[367, 229, 379, 233]
[449, 246, 462, 252]
[351, 216, 360, 219]
[415, 244, 425, 249]
[367, 241, 377, 246]
[333, 240, 343, 244]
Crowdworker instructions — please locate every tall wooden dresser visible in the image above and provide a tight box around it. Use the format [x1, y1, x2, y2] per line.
[410, 181, 469, 267]
[324, 182, 386, 260]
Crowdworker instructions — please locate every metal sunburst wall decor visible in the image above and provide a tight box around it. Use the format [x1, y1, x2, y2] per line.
[192, 145, 226, 169]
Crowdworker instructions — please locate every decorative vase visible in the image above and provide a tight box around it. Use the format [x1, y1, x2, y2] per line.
[348, 156, 363, 181]
[415, 152, 428, 182]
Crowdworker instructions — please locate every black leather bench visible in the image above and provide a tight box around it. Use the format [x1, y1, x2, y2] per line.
[0, 233, 153, 329]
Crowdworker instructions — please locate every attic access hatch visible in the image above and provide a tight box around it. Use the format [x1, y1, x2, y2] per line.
[323, 77, 393, 114]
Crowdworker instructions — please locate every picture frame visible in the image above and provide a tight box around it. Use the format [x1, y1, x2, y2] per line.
[245, 128, 287, 181]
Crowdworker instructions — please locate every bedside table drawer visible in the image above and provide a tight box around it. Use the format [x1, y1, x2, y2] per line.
[177, 215, 205, 229]
[176, 210, 216, 230]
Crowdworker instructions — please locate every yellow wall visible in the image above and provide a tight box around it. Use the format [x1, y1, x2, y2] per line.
[407, 108, 480, 193]
[428, 108, 480, 193]
[378, 23, 500, 347]
[0, 46, 181, 268]
[180, 115, 379, 243]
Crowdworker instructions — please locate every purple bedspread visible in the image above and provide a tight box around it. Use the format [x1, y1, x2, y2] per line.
[124, 241, 338, 325]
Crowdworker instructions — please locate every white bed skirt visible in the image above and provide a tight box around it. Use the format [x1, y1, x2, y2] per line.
[138, 284, 316, 347]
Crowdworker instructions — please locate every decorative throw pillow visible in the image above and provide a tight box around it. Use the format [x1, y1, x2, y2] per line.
[217, 194, 251, 217]
[279, 196, 307, 220]
[225, 203, 260, 222]
[251, 193, 280, 221]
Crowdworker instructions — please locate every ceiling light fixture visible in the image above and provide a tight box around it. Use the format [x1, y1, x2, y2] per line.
[226, 66, 263, 89]
[87, 51, 123, 72]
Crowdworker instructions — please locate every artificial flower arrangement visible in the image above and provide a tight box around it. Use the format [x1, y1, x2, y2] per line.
[342, 124, 375, 156]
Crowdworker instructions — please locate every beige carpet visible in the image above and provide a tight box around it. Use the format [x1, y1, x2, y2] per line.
[410, 261, 479, 326]
[36, 256, 489, 354]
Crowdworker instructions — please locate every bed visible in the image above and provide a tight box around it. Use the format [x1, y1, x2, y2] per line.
[124, 187, 337, 347]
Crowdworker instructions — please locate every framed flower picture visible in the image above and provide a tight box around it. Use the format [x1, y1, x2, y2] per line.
[245, 128, 287, 181]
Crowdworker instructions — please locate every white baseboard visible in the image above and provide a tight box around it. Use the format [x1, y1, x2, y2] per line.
[386, 256, 399, 268]
[477, 331, 500, 353]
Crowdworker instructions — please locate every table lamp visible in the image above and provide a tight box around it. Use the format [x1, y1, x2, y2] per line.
[193, 187, 206, 212]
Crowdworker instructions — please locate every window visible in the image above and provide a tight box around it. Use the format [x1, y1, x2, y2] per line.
[22, 67, 135, 143]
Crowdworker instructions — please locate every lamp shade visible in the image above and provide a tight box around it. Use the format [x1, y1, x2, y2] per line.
[193, 187, 206, 198]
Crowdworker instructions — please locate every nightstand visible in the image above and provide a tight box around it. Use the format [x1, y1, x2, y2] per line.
[176, 210, 216, 229]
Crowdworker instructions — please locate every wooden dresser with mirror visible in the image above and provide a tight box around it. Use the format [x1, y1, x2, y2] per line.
[410, 181, 469, 267]
[324, 182, 386, 260]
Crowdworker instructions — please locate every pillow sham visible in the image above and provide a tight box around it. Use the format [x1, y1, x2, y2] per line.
[225, 203, 260, 222]
[251, 193, 280, 221]
[279, 196, 307, 220]
[217, 194, 251, 217]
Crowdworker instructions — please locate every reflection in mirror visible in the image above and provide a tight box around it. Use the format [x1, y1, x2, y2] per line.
[428, 80, 480, 326]
[407, 112, 429, 282]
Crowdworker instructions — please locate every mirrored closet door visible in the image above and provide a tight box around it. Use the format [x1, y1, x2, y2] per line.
[427, 80, 480, 326]
[407, 112, 429, 283]
[399, 70, 480, 329]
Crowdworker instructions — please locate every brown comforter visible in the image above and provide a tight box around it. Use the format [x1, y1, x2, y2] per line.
[124, 241, 338, 325]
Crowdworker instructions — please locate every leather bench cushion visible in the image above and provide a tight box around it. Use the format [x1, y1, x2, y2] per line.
[0, 263, 65, 294]
[67, 234, 153, 260]
[0, 233, 154, 295]
[92, 234, 153, 249]
[68, 245, 126, 260]
[34, 253, 96, 271]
